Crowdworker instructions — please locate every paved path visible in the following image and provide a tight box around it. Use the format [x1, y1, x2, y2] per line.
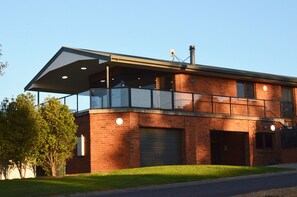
[268, 163, 297, 170]
[71, 170, 297, 197]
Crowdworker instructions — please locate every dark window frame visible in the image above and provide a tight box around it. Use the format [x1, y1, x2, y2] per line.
[256, 132, 274, 150]
[281, 129, 297, 148]
[237, 81, 255, 99]
[281, 86, 295, 118]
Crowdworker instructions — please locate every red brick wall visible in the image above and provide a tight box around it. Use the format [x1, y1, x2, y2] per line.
[281, 148, 297, 163]
[69, 112, 213, 172]
[174, 74, 283, 103]
[255, 83, 281, 100]
[89, 112, 139, 172]
[195, 117, 211, 164]
[174, 74, 236, 96]
[139, 113, 185, 128]
[67, 110, 297, 173]
[174, 74, 286, 118]
[248, 121, 283, 166]
[255, 83, 282, 118]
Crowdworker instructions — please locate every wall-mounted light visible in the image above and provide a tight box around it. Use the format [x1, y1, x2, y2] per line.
[270, 125, 276, 131]
[62, 75, 68, 79]
[116, 118, 123, 125]
[77, 135, 85, 156]
[81, 67, 87, 70]
[263, 85, 268, 92]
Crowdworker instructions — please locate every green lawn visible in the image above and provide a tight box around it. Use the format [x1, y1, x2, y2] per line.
[0, 165, 289, 197]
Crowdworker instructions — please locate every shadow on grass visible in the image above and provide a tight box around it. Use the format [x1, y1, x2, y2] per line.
[0, 165, 289, 197]
[0, 174, 216, 197]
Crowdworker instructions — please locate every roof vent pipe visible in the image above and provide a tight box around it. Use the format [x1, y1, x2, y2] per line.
[189, 45, 195, 65]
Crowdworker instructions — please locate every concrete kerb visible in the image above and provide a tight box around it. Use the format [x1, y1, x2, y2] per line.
[268, 163, 297, 170]
[66, 165, 297, 197]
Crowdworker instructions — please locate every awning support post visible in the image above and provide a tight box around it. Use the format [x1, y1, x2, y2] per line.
[37, 91, 40, 105]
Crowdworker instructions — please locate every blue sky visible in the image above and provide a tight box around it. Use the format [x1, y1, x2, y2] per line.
[1, 0, 297, 102]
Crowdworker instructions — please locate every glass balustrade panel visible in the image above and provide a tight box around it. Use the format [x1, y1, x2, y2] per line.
[111, 88, 129, 108]
[131, 88, 151, 108]
[153, 90, 172, 110]
[77, 90, 90, 111]
[174, 92, 193, 111]
[90, 88, 109, 109]
[64, 94, 77, 113]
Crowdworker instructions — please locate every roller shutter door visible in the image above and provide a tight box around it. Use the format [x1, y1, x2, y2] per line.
[140, 128, 182, 167]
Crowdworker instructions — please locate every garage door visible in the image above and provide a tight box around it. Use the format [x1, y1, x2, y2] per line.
[140, 128, 182, 167]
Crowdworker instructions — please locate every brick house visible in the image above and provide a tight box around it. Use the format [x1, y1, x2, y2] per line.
[25, 46, 297, 174]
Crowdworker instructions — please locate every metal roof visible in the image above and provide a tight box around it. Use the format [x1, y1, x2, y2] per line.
[25, 47, 297, 94]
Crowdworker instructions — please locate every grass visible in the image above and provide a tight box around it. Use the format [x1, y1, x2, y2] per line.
[0, 165, 289, 197]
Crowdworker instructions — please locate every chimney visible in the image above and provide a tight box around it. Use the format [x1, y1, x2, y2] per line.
[189, 45, 195, 65]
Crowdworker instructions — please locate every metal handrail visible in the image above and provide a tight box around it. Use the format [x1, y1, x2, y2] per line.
[57, 87, 295, 120]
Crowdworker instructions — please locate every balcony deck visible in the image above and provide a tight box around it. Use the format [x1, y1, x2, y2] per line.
[57, 87, 293, 121]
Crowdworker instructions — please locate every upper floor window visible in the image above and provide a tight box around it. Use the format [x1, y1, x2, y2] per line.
[89, 68, 174, 91]
[281, 86, 294, 118]
[237, 81, 254, 98]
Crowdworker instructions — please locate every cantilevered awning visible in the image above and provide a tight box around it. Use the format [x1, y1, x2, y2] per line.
[25, 47, 109, 94]
[25, 46, 297, 95]
[25, 47, 184, 94]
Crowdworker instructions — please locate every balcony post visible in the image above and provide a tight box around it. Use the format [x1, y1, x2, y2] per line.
[247, 99, 249, 116]
[76, 93, 79, 112]
[108, 88, 111, 108]
[171, 91, 174, 110]
[128, 88, 132, 107]
[264, 100, 266, 118]
[89, 89, 92, 109]
[106, 64, 110, 108]
[106, 64, 110, 89]
[211, 95, 214, 114]
[229, 97, 232, 115]
[192, 93, 195, 112]
[150, 89, 153, 109]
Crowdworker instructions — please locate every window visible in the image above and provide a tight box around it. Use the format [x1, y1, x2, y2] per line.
[256, 133, 274, 149]
[89, 68, 174, 91]
[281, 129, 297, 148]
[281, 86, 294, 118]
[237, 81, 254, 98]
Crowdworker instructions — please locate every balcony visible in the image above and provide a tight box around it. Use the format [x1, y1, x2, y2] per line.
[59, 87, 291, 119]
